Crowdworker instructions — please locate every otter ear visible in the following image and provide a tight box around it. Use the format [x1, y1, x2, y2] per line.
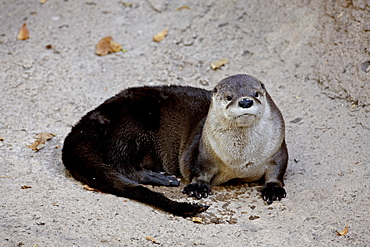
[212, 87, 218, 94]
[261, 83, 266, 90]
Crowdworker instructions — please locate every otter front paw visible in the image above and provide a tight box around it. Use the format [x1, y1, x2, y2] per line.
[175, 203, 210, 218]
[182, 182, 211, 199]
[261, 182, 286, 204]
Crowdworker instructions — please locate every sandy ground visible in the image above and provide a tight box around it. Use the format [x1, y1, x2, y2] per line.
[1, 0, 369, 246]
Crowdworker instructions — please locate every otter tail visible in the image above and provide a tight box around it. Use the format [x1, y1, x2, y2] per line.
[62, 113, 208, 217]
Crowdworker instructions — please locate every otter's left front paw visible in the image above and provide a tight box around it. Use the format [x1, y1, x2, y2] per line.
[261, 182, 286, 204]
[182, 182, 211, 199]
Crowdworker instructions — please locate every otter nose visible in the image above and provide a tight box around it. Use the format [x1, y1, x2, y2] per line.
[238, 98, 253, 108]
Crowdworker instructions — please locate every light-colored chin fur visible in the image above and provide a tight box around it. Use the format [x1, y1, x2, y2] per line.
[202, 96, 280, 185]
[234, 115, 258, 127]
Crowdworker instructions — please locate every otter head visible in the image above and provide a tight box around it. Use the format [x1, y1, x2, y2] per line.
[211, 74, 267, 127]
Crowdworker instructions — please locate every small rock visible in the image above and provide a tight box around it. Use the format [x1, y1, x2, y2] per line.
[290, 117, 302, 124]
[20, 59, 34, 69]
[360, 61, 370, 73]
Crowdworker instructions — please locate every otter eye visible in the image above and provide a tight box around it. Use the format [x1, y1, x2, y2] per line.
[226, 95, 233, 101]
[254, 92, 260, 98]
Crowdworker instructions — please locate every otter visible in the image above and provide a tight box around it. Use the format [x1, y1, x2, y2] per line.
[62, 74, 288, 217]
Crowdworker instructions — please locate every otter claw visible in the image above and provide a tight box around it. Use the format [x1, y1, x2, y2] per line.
[183, 183, 211, 199]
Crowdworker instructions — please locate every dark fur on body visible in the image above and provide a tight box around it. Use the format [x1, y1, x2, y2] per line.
[62, 74, 288, 217]
[63, 86, 212, 216]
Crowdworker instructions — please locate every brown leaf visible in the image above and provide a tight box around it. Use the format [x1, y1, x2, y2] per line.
[0, 137, 4, 141]
[336, 226, 349, 236]
[145, 236, 157, 243]
[110, 41, 122, 52]
[21, 185, 32, 189]
[153, 27, 169, 42]
[176, 6, 190, 11]
[34, 132, 55, 140]
[27, 132, 56, 151]
[17, 23, 29, 40]
[28, 139, 43, 151]
[192, 217, 203, 223]
[96, 36, 113, 56]
[83, 185, 104, 193]
[95, 36, 123, 56]
[40, 0, 48, 3]
[211, 58, 229, 70]
[119, 2, 133, 7]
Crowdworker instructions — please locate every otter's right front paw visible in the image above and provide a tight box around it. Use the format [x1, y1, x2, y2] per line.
[182, 182, 211, 199]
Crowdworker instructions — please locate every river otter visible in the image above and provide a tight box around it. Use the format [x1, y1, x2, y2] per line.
[62, 74, 288, 217]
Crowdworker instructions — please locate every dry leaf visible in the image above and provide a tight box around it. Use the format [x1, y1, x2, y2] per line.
[83, 185, 103, 193]
[21, 185, 32, 189]
[153, 27, 169, 42]
[110, 41, 122, 52]
[336, 226, 349, 236]
[145, 236, 157, 243]
[34, 132, 55, 140]
[95, 36, 123, 56]
[27, 132, 56, 151]
[0, 137, 4, 141]
[192, 217, 203, 223]
[96, 36, 113, 56]
[211, 58, 229, 70]
[40, 0, 48, 3]
[119, 2, 133, 7]
[176, 6, 190, 11]
[17, 23, 29, 40]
